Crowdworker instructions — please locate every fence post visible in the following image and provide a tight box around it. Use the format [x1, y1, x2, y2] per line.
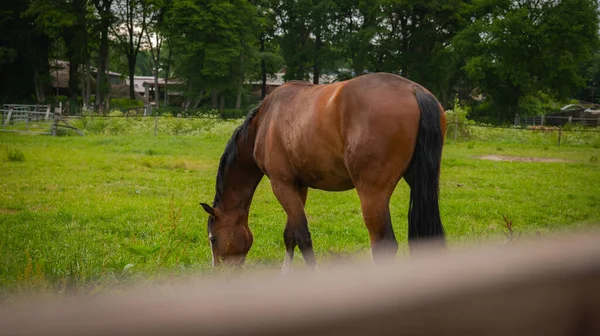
[568, 116, 572, 125]
[541, 115, 545, 126]
[3, 109, 12, 125]
[557, 127, 562, 147]
[52, 111, 57, 137]
[454, 114, 458, 141]
[45, 105, 51, 121]
[154, 115, 158, 137]
[26, 110, 29, 131]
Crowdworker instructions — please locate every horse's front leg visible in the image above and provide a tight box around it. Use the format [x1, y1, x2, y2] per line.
[270, 181, 314, 272]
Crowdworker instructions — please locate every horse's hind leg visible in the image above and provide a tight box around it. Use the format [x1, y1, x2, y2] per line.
[346, 153, 410, 263]
[270, 180, 315, 272]
[354, 185, 399, 263]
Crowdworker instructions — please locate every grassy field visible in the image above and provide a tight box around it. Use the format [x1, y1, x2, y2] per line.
[1, 118, 599, 296]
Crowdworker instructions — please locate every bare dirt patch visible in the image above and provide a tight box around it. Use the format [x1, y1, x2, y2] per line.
[0, 208, 20, 214]
[479, 155, 571, 163]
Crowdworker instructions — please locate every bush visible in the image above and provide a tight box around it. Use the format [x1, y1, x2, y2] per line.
[110, 98, 144, 110]
[4, 147, 25, 162]
[70, 115, 242, 136]
[445, 97, 473, 140]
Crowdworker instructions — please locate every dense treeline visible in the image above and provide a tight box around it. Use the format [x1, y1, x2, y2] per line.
[1, 0, 599, 122]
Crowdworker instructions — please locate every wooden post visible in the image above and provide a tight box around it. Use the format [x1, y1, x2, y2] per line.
[52, 103, 61, 136]
[454, 114, 458, 141]
[540, 115, 545, 126]
[568, 116, 572, 124]
[4, 109, 12, 125]
[52, 112, 57, 136]
[557, 127, 562, 147]
[45, 105, 51, 121]
[154, 115, 158, 137]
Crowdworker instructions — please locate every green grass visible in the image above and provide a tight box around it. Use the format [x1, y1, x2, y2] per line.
[1, 120, 599, 297]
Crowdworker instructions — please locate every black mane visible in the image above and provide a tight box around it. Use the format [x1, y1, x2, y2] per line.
[212, 105, 261, 208]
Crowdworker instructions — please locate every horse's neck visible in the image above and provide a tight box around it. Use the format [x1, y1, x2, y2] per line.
[220, 129, 264, 213]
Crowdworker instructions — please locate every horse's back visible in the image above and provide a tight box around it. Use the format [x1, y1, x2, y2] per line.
[254, 73, 428, 191]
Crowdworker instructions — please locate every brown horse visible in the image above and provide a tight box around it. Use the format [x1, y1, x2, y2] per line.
[200, 72, 447, 271]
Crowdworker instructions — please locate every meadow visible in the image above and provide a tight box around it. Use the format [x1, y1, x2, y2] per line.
[1, 116, 599, 297]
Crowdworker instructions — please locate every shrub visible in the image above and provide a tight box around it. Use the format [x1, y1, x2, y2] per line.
[445, 96, 473, 140]
[110, 98, 144, 110]
[108, 110, 124, 117]
[5, 147, 25, 162]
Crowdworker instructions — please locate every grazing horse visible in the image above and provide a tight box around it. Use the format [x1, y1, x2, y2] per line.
[200, 72, 447, 271]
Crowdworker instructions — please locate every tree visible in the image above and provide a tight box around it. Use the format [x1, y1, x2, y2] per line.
[164, 0, 258, 109]
[112, 0, 149, 99]
[0, 0, 51, 103]
[250, 0, 284, 99]
[27, 0, 91, 111]
[332, 0, 381, 77]
[144, 0, 172, 107]
[455, 0, 600, 122]
[92, 0, 114, 113]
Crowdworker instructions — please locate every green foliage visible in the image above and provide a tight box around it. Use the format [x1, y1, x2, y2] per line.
[4, 146, 25, 162]
[454, 0, 600, 122]
[445, 96, 473, 139]
[165, 0, 258, 93]
[70, 115, 242, 136]
[4, 0, 600, 125]
[110, 98, 144, 110]
[518, 92, 566, 116]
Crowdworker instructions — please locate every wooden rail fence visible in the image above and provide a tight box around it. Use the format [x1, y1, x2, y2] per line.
[1, 231, 599, 336]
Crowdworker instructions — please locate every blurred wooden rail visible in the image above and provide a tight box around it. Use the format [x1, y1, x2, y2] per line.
[1, 231, 600, 336]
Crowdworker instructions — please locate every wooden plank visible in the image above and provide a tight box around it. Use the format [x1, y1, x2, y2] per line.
[1, 232, 599, 336]
[56, 116, 84, 136]
[3, 109, 12, 125]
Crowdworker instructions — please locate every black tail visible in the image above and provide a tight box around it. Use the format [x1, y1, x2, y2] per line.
[405, 88, 445, 247]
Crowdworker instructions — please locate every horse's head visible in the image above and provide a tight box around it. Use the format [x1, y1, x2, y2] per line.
[200, 202, 253, 267]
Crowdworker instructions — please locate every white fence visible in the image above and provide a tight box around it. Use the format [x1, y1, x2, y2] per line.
[1, 104, 54, 135]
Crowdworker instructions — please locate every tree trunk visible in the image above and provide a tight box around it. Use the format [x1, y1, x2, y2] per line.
[440, 89, 449, 110]
[163, 47, 172, 107]
[260, 34, 267, 99]
[236, 48, 244, 109]
[193, 90, 204, 109]
[32, 68, 45, 103]
[235, 87, 242, 109]
[85, 58, 91, 109]
[184, 81, 194, 110]
[128, 55, 136, 99]
[105, 57, 110, 111]
[313, 29, 321, 85]
[211, 90, 219, 109]
[400, 16, 409, 78]
[152, 35, 161, 108]
[67, 51, 80, 115]
[96, 20, 110, 113]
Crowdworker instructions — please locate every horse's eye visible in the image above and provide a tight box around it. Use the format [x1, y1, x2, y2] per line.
[210, 236, 217, 244]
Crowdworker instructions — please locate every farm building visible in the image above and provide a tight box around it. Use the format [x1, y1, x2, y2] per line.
[50, 60, 124, 97]
[126, 76, 185, 106]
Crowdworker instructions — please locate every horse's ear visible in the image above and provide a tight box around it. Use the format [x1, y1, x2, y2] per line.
[200, 203, 216, 217]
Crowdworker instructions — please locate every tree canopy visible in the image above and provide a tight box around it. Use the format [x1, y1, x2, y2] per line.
[1, 0, 599, 122]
